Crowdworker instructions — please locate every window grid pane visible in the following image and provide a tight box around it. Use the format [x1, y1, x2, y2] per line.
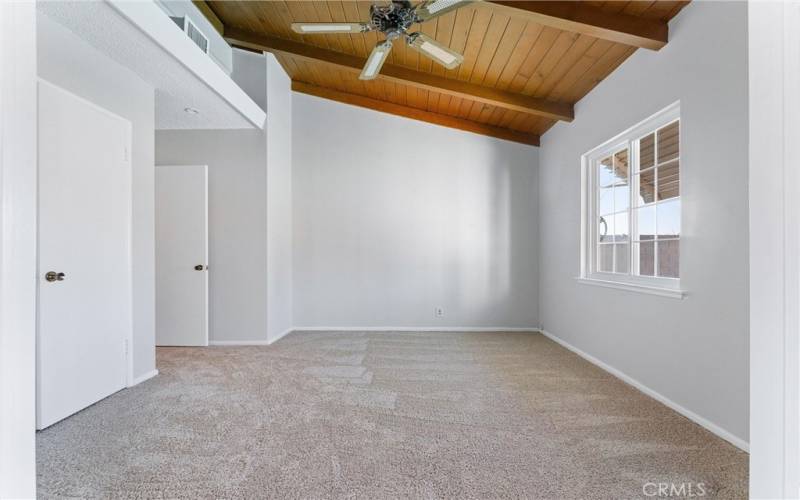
[597, 243, 613, 273]
[615, 243, 630, 274]
[636, 168, 655, 205]
[598, 156, 614, 187]
[635, 241, 655, 276]
[656, 199, 681, 239]
[656, 160, 679, 201]
[657, 120, 679, 164]
[598, 215, 613, 243]
[638, 133, 655, 172]
[599, 186, 614, 216]
[613, 149, 630, 213]
[657, 238, 680, 277]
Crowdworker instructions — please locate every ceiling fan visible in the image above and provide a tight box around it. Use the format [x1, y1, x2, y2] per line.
[291, 0, 477, 80]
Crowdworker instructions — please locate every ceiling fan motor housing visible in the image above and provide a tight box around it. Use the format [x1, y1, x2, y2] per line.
[369, 1, 418, 35]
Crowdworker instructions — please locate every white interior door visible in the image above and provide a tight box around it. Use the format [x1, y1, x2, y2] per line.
[37, 80, 132, 430]
[155, 165, 208, 346]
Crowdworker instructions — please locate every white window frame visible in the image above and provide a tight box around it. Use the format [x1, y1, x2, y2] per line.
[577, 101, 685, 299]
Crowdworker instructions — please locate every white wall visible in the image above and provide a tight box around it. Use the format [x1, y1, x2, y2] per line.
[748, 1, 800, 497]
[538, 2, 749, 447]
[37, 14, 156, 380]
[0, 2, 37, 497]
[292, 94, 539, 329]
[233, 49, 267, 112]
[265, 54, 293, 342]
[155, 129, 268, 343]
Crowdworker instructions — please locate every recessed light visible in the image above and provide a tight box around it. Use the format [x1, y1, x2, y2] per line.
[184, 107, 200, 115]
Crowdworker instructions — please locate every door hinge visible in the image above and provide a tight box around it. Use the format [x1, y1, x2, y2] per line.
[124, 339, 129, 357]
[123, 147, 129, 162]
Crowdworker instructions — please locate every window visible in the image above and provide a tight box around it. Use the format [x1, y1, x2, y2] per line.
[579, 102, 684, 298]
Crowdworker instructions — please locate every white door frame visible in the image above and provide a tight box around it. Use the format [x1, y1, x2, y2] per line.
[0, 1, 37, 498]
[37, 79, 135, 392]
[749, 1, 800, 498]
[786, 4, 800, 495]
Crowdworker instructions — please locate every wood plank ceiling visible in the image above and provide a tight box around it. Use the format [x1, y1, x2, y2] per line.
[200, 1, 688, 146]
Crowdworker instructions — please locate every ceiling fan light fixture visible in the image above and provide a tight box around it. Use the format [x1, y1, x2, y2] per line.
[360, 40, 393, 80]
[407, 33, 464, 69]
[291, 22, 367, 34]
[416, 0, 476, 21]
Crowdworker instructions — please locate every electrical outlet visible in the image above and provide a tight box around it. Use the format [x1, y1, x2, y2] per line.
[435, 307, 444, 317]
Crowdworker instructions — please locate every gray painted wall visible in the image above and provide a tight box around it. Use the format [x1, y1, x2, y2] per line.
[538, 2, 749, 443]
[265, 54, 293, 342]
[155, 129, 268, 343]
[233, 49, 267, 112]
[292, 93, 540, 329]
[38, 14, 157, 379]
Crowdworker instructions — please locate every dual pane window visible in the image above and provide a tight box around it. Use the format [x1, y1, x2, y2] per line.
[595, 119, 680, 279]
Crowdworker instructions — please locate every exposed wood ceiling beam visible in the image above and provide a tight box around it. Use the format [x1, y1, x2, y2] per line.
[224, 27, 574, 123]
[488, 1, 668, 50]
[292, 81, 540, 147]
[192, 1, 223, 35]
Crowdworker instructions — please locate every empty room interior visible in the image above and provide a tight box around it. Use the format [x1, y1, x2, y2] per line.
[1, 0, 799, 499]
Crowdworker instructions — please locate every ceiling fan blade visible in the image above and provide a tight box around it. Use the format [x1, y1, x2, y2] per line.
[291, 22, 369, 34]
[415, 0, 477, 22]
[359, 40, 393, 80]
[406, 33, 464, 69]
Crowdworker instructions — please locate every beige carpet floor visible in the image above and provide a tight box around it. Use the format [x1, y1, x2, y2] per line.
[37, 331, 747, 499]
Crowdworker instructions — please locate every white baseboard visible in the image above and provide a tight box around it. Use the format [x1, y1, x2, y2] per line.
[540, 330, 749, 452]
[208, 328, 293, 346]
[129, 369, 158, 387]
[208, 328, 538, 345]
[292, 326, 541, 332]
[268, 327, 293, 344]
[209, 340, 271, 346]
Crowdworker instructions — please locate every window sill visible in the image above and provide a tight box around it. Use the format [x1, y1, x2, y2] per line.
[575, 277, 686, 299]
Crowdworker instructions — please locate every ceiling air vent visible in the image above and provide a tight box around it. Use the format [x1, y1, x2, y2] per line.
[170, 16, 209, 54]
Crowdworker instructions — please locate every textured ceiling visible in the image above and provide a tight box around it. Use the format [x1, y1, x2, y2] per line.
[38, 1, 260, 130]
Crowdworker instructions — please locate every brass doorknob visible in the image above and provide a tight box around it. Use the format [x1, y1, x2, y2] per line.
[45, 271, 65, 282]
[194, 265, 204, 271]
